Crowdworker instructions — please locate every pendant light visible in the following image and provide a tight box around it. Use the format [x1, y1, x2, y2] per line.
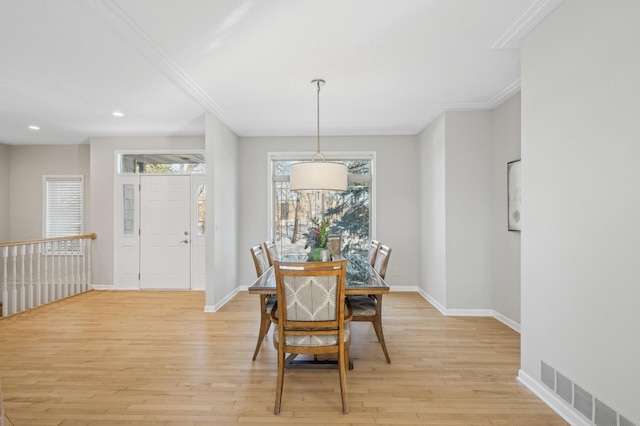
[290, 79, 348, 192]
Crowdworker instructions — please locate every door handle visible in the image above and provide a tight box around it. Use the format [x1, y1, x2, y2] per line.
[179, 239, 189, 244]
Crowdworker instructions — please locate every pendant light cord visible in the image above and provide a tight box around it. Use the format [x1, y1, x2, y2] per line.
[312, 79, 325, 162]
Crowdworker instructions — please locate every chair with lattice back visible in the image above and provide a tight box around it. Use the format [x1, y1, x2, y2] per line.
[250, 244, 276, 360]
[263, 240, 280, 266]
[347, 243, 392, 363]
[271, 260, 352, 414]
[367, 239, 380, 266]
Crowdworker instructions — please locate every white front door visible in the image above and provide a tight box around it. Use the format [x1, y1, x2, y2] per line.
[140, 175, 191, 289]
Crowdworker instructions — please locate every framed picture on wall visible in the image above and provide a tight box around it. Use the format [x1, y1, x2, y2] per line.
[507, 159, 521, 231]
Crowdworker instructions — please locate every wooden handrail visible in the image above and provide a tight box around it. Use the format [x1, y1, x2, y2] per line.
[0, 233, 97, 248]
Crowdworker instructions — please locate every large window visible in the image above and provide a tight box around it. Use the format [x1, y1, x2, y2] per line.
[44, 175, 84, 252]
[271, 154, 374, 257]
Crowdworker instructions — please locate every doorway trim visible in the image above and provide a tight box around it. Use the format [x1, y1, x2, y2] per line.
[113, 149, 206, 290]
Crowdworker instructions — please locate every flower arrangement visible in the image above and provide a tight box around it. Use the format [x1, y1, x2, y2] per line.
[305, 218, 330, 249]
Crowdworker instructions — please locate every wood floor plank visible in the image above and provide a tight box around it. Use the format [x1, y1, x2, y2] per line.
[0, 290, 566, 425]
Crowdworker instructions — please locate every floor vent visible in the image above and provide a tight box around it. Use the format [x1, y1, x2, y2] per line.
[540, 360, 638, 426]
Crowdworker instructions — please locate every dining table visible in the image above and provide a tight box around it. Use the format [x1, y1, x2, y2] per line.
[248, 252, 390, 369]
[248, 252, 390, 296]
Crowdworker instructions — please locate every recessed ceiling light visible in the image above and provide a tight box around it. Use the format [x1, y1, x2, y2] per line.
[112, 111, 124, 117]
[28, 125, 40, 130]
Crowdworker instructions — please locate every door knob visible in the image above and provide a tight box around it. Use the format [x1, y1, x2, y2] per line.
[180, 239, 189, 244]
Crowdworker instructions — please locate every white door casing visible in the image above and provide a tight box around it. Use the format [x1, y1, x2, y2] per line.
[139, 175, 191, 289]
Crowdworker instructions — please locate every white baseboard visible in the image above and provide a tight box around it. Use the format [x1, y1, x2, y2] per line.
[204, 287, 240, 313]
[417, 287, 446, 315]
[517, 369, 591, 426]
[388, 285, 419, 292]
[415, 288, 521, 333]
[493, 310, 521, 333]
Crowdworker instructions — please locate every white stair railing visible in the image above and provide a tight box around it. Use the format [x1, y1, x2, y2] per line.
[0, 233, 96, 317]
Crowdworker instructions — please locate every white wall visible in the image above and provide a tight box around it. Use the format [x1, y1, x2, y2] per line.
[237, 135, 420, 289]
[89, 136, 204, 286]
[445, 111, 493, 310]
[418, 98, 521, 323]
[204, 113, 239, 310]
[492, 93, 521, 324]
[8, 144, 90, 241]
[521, 0, 640, 421]
[417, 115, 446, 305]
[0, 144, 9, 241]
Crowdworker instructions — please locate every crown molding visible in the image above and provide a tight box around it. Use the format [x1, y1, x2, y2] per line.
[414, 79, 521, 134]
[81, 0, 238, 133]
[491, 0, 566, 49]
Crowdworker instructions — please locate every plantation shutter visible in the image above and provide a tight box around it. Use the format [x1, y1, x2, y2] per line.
[44, 176, 84, 238]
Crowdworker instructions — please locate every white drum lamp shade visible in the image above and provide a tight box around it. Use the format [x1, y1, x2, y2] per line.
[290, 161, 348, 192]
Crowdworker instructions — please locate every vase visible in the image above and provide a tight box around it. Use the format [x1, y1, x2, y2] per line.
[308, 247, 329, 261]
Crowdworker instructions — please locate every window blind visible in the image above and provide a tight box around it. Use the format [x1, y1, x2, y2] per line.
[44, 176, 84, 238]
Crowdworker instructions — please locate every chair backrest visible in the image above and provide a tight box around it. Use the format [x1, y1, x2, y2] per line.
[263, 240, 280, 266]
[327, 235, 342, 256]
[367, 240, 380, 266]
[373, 244, 392, 279]
[274, 260, 347, 329]
[250, 244, 271, 277]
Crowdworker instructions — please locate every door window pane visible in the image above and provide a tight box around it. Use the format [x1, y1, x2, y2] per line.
[122, 184, 135, 235]
[197, 184, 206, 236]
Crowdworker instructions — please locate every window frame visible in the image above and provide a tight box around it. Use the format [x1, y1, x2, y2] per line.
[267, 151, 376, 246]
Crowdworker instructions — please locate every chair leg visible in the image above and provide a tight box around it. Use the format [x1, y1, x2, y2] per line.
[372, 318, 391, 363]
[344, 344, 351, 372]
[252, 296, 270, 360]
[252, 315, 270, 360]
[338, 345, 349, 414]
[274, 350, 285, 414]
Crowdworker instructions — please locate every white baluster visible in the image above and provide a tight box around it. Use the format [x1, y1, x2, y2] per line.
[57, 241, 62, 300]
[43, 242, 50, 303]
[11, 246, 17, 314]
[76, 240, 81, 293]
[2, 247, 8, 317]
[69, 239, 75, 295]
[27, 244, 34, 309]
[35, 243, 42, 306]
[50, 242, 56, 301]
[87, 237, 92, 289]
[19, 244, 26, 312]
[63, 239, 69, 298]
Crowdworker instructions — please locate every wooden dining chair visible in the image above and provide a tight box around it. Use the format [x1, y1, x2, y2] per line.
[327, 234, 342, 256]
[263, 239, 280, 266]
[367, 239, 380, 266]
[348, 243, 392, 363]
[271, 260, 352, 414]
[250, 244, 277, 360]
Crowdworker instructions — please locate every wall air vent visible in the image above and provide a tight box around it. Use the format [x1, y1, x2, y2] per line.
[541, 360, 638, 426]
[620, 415, 638, 426]
[556, 371, 573, 404]
[595, 398, 617, 426]
[573, 384, 593, 421]
[541, 361, 555, 390]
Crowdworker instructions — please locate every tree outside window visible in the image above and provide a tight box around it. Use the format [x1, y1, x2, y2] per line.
[272, 158, 372, 257]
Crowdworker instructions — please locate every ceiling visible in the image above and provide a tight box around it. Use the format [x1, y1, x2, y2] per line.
[0, 0, 563, 146]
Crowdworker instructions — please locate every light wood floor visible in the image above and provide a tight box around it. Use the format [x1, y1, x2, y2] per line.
[0, 290, 566, 425]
